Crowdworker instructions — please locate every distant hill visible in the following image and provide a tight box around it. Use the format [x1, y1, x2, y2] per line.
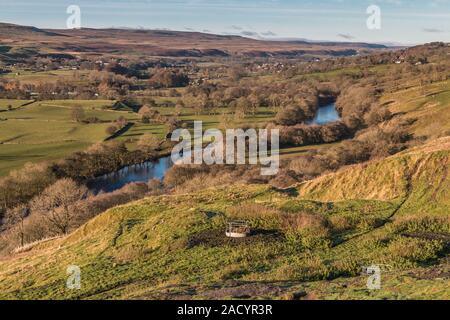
[0, 137, 448, 299]
[0, 22, 388, 58]
[278, 39, 388, 49]
[0, 22, 65, 37]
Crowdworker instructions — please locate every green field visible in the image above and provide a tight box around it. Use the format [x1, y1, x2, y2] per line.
[279, 142, 337, 159]
[2, 69, 91, 84]
[0, 99, 33, 111]
[0, 100, 134, 175]
[0, 97, 281, 176]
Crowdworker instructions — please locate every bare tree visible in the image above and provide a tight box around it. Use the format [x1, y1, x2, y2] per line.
[30, 179, 89, 234]
[275, 105, 306, 126]
[4, 205, 30, 247]
[70, 105, 86, 123]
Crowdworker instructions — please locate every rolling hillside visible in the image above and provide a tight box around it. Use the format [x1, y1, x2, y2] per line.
[0, 137, 448, 300]
[0, 22, 387, 59]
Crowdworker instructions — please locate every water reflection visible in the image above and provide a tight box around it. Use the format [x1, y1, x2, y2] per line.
[308, 102, 340, 125]
[87, 156, 173, 194]
[88, 103, 340, 193]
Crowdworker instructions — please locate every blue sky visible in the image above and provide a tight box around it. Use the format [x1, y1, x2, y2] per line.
[1, 0, 449, 44]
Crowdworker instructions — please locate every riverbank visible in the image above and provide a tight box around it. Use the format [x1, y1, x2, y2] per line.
[87, 101, 341, 193]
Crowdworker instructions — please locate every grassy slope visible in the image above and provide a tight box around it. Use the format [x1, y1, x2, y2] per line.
[382, 79, 450, 140]
[0, 137, 448, 300]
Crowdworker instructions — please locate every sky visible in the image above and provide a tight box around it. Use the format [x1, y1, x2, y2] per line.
[0, 0, 450, 44]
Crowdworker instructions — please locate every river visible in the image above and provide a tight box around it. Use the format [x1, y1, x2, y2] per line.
[87, 102, 340, 193]
[87, 156, 173, 193]
[307, 102, 340, 125]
